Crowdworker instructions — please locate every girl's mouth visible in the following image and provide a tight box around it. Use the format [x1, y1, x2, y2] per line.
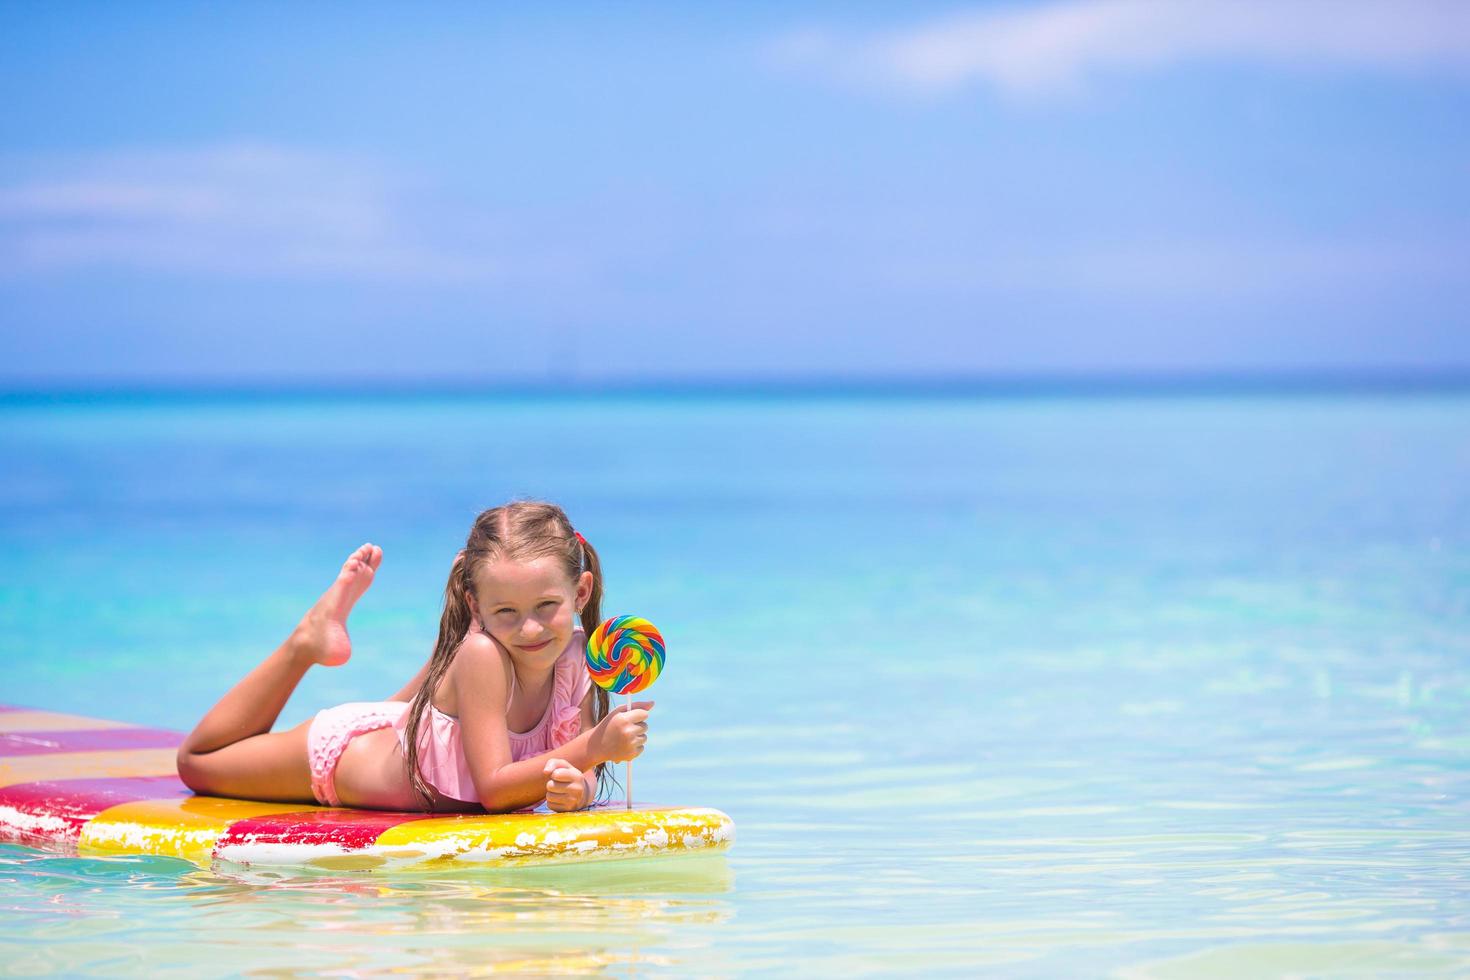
[520, 638, 554, 652]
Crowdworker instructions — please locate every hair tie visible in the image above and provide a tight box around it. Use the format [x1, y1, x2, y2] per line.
[574, 531, 587, 548]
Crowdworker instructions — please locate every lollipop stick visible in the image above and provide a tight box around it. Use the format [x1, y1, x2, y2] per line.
[625, 691, 633, 810]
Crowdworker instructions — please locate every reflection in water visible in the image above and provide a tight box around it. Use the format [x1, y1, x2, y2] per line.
[0, 846, 733, 975]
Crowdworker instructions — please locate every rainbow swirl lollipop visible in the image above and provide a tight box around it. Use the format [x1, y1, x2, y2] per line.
[585, 615, 665, 695]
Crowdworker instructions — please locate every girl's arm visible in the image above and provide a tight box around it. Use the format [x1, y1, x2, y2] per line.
[454, 634, 648, 813]
[579, 689, 599, 804]
[554, 690, 649, 809]
[545, 689, 601, 810]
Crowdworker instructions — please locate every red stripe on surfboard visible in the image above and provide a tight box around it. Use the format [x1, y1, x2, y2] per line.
[217, 809, 435, 851]
[0, 775, 191, 845]
[0, 728, 184, 756]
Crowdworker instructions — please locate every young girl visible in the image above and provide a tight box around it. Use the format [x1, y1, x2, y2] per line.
[176, 500, 652, 813]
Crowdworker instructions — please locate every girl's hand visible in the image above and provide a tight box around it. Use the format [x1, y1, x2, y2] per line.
[543, 758, 588, 812]
[592, 700, 653, 763]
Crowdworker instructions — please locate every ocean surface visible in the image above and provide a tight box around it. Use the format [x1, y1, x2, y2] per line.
[1, 387, 1467, 976]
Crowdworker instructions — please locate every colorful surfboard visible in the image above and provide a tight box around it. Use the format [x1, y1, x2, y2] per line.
[0, 704, 733, 871]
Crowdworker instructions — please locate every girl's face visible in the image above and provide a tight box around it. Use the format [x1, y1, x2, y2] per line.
[468, 557, 592, 665]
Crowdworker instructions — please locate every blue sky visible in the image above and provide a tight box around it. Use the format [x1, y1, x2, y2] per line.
[1, 1, 1467, 383]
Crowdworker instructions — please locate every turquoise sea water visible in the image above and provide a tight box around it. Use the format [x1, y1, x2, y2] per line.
[1, 388, 1468, 976]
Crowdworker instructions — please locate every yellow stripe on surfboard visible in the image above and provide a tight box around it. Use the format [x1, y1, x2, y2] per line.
[372, 805, 734, 868]
[0, 748, 180, 788]
[0, 711, 145, 734]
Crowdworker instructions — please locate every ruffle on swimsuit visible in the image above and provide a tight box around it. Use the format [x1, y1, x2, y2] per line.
[390, 625, 592, 803]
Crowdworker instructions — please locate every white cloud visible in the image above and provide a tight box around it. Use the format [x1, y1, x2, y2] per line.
[769, 0, 1470, 97]
[0, 143, 505, 282]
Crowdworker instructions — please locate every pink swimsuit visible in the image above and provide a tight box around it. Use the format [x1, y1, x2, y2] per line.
[306, 625, 592, 807]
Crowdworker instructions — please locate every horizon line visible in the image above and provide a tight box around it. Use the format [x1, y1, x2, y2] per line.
[3, 367, 1470, 403]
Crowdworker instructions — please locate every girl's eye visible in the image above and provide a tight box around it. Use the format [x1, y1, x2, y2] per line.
[496, 602, 556, 615]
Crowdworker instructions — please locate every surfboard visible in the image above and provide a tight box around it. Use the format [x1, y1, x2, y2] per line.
[0, 704, 733, 872]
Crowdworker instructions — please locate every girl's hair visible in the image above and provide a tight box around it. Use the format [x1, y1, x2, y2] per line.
[402, 499, 611, 811]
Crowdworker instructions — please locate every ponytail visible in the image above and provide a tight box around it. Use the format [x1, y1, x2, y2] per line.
[403, 550, 473, 811]
[575, 534, 615, 804]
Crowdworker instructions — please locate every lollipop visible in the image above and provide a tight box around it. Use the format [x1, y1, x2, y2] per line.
[586, 615, 665, 695]
[585, 615, 665, 810]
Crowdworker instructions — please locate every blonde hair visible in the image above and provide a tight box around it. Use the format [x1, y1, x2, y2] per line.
[403, 499, 610, 810]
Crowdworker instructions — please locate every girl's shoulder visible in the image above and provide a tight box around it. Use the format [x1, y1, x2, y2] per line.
[441, 631, 515, 713]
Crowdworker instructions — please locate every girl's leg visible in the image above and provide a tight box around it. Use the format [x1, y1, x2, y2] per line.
[176, 543, 382, 799]
[176, 720, 317, 803]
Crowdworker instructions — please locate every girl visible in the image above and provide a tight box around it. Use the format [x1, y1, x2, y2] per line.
[176, 500, 652, 813]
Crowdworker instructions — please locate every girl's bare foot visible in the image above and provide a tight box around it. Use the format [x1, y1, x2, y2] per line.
[290, 543, 382, 667]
